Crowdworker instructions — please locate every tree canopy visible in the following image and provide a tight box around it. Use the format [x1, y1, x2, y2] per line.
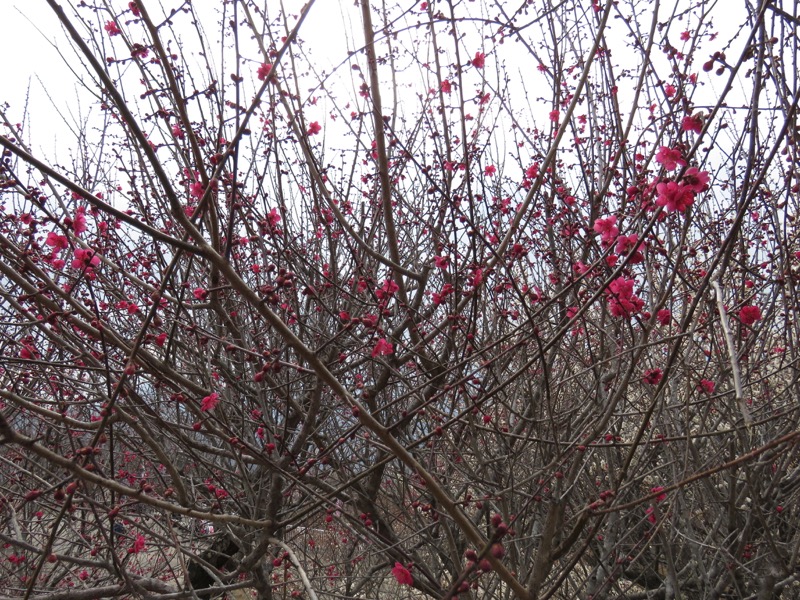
[1, 1, 799, 599]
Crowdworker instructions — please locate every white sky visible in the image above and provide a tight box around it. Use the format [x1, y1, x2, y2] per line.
[1, 1, 749, 163]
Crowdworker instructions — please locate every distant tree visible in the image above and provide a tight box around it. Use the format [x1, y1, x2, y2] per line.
[1, 1, 799, 599]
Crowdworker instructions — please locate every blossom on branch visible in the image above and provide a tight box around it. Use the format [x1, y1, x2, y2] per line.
[371, 338, 394, 358]
[607, 277, 644, 318]
[200, 393, 220, 412]
[391, 562, 413, 585]
[739, 305, 762, 326]
[128, 534, 146, 554]
[655, 146, 686, 171]
[257, 63, 272, 81]
[593, 215, 618, 244]
[655, 181, 694, 213]
[71, 248, 100, 270]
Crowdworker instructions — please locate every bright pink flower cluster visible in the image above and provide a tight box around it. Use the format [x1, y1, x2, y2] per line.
[655, 167, 709, 213]
[257, 63, 272, 81]
[739, 305, 762, 325]
[391, 562, 413, 585]
[372, 338, 394, 358]
[607, 277, 644, 318]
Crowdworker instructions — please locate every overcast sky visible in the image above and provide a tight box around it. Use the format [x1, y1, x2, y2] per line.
[1, 1, 749, 161]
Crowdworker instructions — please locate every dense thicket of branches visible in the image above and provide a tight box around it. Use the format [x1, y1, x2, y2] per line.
[1, 1, 799, 599]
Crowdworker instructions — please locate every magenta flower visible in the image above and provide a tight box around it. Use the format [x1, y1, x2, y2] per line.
[391, 562, 413, 586]
[607, 277, 644, 318]
[371, 338, 394, 357]
[739, 305, 762, 325]
[593, 216, 618, 244]
[200, 392, 220, 412]
[655, 146, 686, 171]
[655, 181, 694, 212]
[698, 379, 716, 394]
[682, 115, 703, 133]
[643, 368, 663, 385]
[46, 232, 69, 251]
[71, 248, 100, 270]
[681, 167, 709, 193]
[128, 534, 146, 554]
[257, 63, 272, 81]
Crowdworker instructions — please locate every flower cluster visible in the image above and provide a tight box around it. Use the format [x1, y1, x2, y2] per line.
[607, 277, 644, 318]
[654, 147, 709, 213]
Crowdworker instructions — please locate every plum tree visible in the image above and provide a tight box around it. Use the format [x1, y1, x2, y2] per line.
[1, 1, 799, 599]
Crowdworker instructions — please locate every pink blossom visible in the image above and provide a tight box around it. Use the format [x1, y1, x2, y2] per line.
[607, 277, 644, 318]
[656, 309, 671, 326]
[72, 210, 87, 235]
[470, 267, 483, 287]
[46, 232, 69, 251]
[655, 146, 686, 171]
[375, 279, 399, 300]
[257, 63, 272, 81]
[128, 534, 146, 554]
[441, 80, 452, 94]
[525, 163, 540, 179]
[433, 255, 449, 269]
[682, 115, 703, 133]
[193, 288, 208, 300]
[681, 167, 709, 193]
[307, 121, 321, 136]
[391, 562, 413, 586]
[371, 338, 394, 358]
[573, 261, 589, 275]
[549, 110, 560, 123]
[698, 379, 715, 394]
[655, 181, 694, 212]
[739, 305, 762, 325]
[472, 52, 485, 68]
[129, 2, 141, 17]
[592, 216, 618, 244]
[19, 345, 37, 360]
[485, 165, 497, 177]
[664, 84, 676, 97]
[105, 21, 121, 36]
[200, 392, 220, 412]
[615, 234, 643, 263]
[643, 368, 663, 385]
[645, 506, 657, 523]
[189, 182, 204, 198]
[71, 248, 100, 270]
[432, 283, 454, 306]
[131, 44, 149, 59]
